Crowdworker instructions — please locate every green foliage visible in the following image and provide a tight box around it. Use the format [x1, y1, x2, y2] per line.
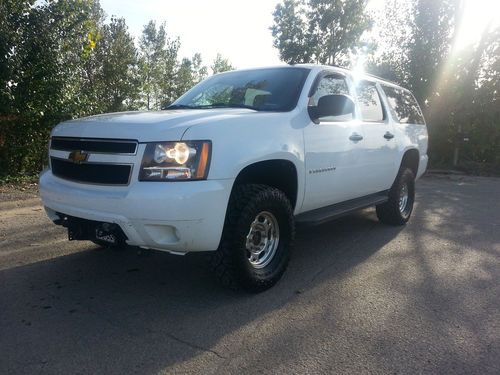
[169, 53, 208, 105]
[308, 0, 372, 65]
[211, 53, 235, 75]
[271, 0, 498, 171]
[1, 0, 104, 177]
[271, 0, 311, 64]
[0, 1, 233, 178]
[0, 0, 36, 113]
[406, 0, 457, 105]
[271, 0, 372, 65]
[367, 0, 499, 171]
[95, 17, 140, 112]
[364, 0, 412, 83]
[138, 21, 180, 109]
[2, 0, 497, 178]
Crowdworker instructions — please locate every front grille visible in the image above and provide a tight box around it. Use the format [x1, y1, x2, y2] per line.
[51, 158, 132, 185]
[51, 137, 137, 154]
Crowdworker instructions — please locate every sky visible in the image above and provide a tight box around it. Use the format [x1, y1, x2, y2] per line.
[99, 0, 499, 69]
[99, 0, 284, 68]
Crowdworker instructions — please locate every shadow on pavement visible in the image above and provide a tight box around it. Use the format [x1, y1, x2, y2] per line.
[0, 210, 398, 374]
[1, 176, 499, 374]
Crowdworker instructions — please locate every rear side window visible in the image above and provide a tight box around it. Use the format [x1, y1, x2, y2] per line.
[382, 86, 425, 124]
[355, 81, 384, 122]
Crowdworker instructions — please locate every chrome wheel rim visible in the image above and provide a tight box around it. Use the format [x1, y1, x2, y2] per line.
[245, 211, 280, 269]
[399, 183, 409, 213]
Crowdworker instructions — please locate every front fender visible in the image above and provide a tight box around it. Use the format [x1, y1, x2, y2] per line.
[181, 112, 306, 211]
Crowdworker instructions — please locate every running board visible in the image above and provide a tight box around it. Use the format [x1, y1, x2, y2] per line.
[295, 191, 389, 226]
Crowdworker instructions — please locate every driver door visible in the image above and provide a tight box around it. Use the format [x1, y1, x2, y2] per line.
[302, 71, 365, 213]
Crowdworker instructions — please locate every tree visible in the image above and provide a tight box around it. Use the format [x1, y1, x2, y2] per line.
[138, 21, 182, 109]
[0, 0, 36, 114]
[0, 0, 36, 174]
[139, 20, 166, 110]
[364, 0, 413, 83]
[406, 0, 458, 105]
[172, 54, 208, 100]
[95, 17, 140, 112]
[271, 0, 311, 64]
[367, 0, 458, 102]
[139, 21, 163, 109]
[473, 26, 500, 168]
[271, 0, 372, 66]
[191, 53, 208, 83]
[174, 58, 195, 99]
[0, 2, 220, 178]
[211, 53, 234, 75]
[158, 35, 181, 107]
[307, 0, 372, 65]
[0, 0, 104, 176]
[433, 23, 500, 168]
[368, 0, 499, 171]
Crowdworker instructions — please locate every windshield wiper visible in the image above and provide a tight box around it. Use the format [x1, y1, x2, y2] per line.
[165, 103, 260, 111]
[195, 103, 259, 110]
[164, 104, 197, 110]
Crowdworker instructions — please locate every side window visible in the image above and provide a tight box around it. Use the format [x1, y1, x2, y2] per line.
[355, 81, 384, 122]
[382, 85, 425, 125]
[310, 73, 352, 122]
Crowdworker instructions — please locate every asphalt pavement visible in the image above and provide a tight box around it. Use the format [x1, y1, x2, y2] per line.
[0, 174, 499, 374]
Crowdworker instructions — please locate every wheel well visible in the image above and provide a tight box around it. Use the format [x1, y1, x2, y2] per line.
[401, 149, 419, 176]
[233, 160, 298, 209]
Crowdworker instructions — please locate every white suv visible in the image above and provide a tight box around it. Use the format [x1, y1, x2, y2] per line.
[40, 65, 428, 292]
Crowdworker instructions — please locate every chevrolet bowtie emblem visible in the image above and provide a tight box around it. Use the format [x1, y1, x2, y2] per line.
[68, 150, 89, 164]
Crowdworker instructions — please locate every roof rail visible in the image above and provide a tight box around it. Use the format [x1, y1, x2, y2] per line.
[290, 63, 401, 86]
[362, 72, 400, 86]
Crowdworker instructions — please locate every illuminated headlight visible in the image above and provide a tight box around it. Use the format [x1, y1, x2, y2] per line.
[139, 141, 211, 181]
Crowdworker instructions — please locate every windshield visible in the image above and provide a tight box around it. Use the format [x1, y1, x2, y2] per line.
[169, 67, 311, 112]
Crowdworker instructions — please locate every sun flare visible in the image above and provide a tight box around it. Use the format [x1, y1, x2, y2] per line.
[454, 0, 500, 50]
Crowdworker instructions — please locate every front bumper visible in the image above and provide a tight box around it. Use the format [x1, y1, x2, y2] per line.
[39, 170, 233, 253]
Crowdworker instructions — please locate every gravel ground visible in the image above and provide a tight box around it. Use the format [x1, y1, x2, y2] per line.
[0, 174, 499, 374]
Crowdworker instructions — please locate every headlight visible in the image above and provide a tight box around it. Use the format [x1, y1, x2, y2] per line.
[139, 141, 211, 181]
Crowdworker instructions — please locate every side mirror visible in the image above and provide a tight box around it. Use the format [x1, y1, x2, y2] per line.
[308, 94, 355, 122]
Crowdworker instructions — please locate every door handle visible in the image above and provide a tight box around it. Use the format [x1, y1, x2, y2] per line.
[349, 133, 364, 142]
[384, 131, 395, 140]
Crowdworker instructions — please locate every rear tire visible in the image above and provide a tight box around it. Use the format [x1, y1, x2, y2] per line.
[376, 168, 415, 226]
[210, 184, 295, 292]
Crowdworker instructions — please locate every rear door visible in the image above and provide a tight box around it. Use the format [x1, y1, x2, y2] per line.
[381, 85, 428, 178]
[354, 80, 398, 195]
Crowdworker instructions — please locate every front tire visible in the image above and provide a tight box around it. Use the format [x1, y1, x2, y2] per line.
[210, 184, 295, 292]
[376, 168, 415, 226]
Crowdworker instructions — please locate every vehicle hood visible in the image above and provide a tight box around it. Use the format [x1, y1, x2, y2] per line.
[51, 109, 257, 142]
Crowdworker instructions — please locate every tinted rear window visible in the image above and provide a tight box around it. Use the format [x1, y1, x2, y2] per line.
[382, 86, 425, 124]
[356, 81, 384, 122]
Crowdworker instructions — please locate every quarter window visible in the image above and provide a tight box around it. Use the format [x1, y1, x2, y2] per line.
[355, 81, 384, 122]
[382, 85, 425, 124]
